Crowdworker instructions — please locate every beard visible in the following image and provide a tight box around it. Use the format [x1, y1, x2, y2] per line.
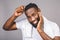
[30, 16, 40, 28]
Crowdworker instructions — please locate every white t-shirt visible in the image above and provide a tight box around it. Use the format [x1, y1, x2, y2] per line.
[16, 16, 60, 40]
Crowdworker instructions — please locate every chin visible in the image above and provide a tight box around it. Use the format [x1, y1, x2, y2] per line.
[32, 22, 38, 28]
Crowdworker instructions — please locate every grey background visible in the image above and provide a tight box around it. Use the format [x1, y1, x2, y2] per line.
[0, 0, 60, 40]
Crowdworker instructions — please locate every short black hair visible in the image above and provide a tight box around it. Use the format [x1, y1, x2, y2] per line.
[25, 3, 38, 12]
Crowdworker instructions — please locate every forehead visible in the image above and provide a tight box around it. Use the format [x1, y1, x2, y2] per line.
[25, 8, 37, 15]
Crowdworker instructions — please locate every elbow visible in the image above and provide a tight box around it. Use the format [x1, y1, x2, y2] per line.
[3, 25, 10, 31]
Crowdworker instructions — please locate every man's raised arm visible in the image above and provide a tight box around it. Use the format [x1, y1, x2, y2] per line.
[3, 6, 24, 31]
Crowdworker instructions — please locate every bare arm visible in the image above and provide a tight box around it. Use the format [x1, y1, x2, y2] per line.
[3, 6, 24, 31]
[53, 36, 60, 40]
[3, 14, 17, 31]
[37, 28, 60, 40]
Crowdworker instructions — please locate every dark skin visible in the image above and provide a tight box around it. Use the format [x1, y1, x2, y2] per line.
[3, 5, 60, 40]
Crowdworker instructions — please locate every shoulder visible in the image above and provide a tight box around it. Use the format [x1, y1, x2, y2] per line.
[43, 17, 60, 38]
[43, 16, 58, 27]
[48, 19, 60, 33]
[43, 16, 59, 31]
[48, 20, 58, 28]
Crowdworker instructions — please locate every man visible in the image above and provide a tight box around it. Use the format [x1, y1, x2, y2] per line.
[3, 3, 60, 40]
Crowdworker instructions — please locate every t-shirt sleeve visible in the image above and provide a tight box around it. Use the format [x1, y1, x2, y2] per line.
[53, 23, 60, 37]
[16, 20, 24, 30]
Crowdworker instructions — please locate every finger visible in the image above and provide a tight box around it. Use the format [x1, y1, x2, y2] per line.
[16, 5, 24, 11]
[38, 12, 42, 21]
[16, 5, 24, 13]
[38, 12, 43, 23]
[38, 12, 42, 17]
[20, 5, 24, 10]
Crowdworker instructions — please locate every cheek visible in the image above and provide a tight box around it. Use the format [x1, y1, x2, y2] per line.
[27, 18, 32, 22]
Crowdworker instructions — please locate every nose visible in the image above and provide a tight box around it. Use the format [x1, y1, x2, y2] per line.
[31, 16, 35, 21]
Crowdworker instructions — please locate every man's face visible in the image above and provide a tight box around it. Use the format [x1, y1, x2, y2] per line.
[25, 8, 40, 28]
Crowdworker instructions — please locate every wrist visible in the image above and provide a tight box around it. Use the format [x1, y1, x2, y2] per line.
[12, 14, 18, 20]
[13, 13, 18, 18]
[37, 28, 43, 33]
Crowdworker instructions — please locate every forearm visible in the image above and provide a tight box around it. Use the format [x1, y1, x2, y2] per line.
[3, 14, 17, 30]
[37, 29, 52, 40]
[37, 16, 52, 40]
[53, 36, 60, 40]
[3, 5, 24, 30]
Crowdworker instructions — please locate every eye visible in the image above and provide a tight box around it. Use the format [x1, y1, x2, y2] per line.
[27, 16, 31, 18]
[32, 13, 36, 16]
